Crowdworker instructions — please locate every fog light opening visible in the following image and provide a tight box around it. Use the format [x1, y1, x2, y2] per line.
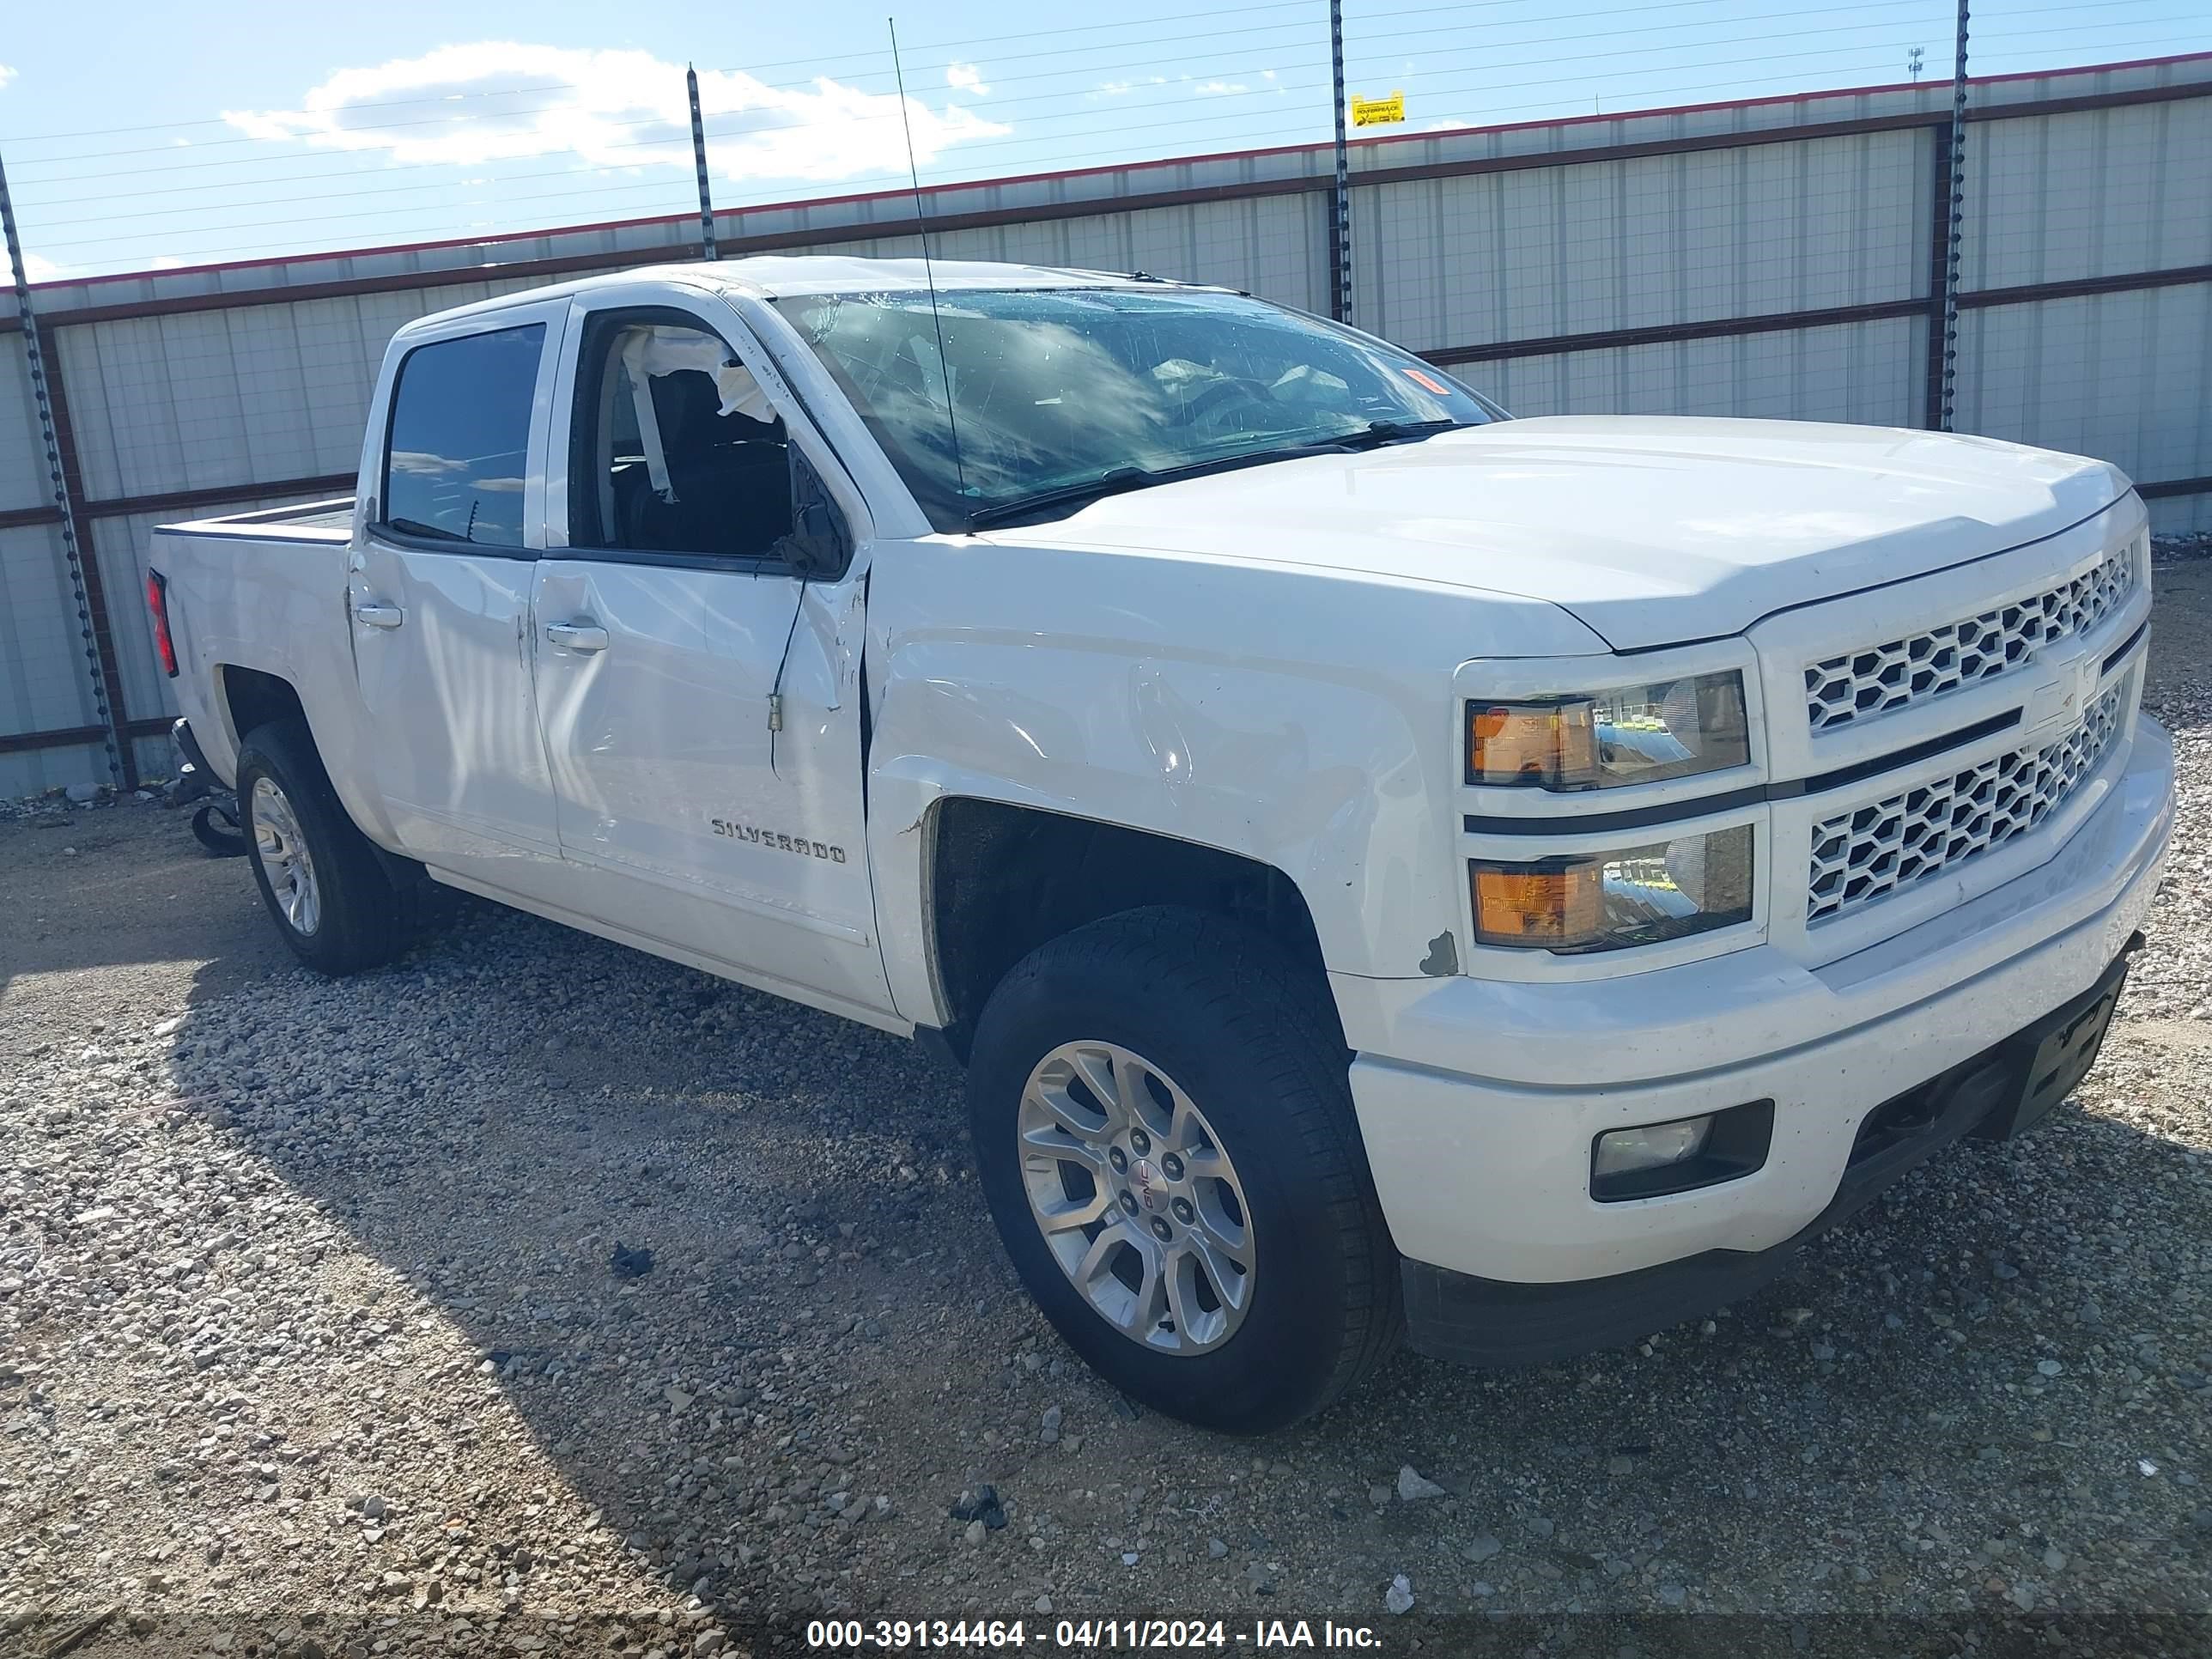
[1589, 1098, 1775, 1202]
[1593, 1115, 1712, 1179]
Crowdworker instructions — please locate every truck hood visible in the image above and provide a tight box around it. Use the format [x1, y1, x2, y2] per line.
[1000, 416, 2130, 651]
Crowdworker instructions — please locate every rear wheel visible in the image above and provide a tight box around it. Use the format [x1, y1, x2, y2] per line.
[969, 907, 1401, 1433]
[235, 720, 410, 975]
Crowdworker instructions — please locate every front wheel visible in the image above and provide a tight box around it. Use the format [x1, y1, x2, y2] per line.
[968, 907, 1401, 1433]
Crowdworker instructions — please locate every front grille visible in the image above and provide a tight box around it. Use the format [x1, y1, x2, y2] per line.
[1806, 678, 2128, 924]
[1804, 544, 2135, 733]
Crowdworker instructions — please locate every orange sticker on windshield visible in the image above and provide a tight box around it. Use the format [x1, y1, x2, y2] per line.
[1402, 368, 1452, 397]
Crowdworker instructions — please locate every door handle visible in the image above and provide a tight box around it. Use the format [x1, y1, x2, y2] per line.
[353, 603, 404, 629]
[545, 622, 610, 653]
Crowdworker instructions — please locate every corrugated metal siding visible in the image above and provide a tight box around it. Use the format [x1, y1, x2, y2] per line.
[0, 520, 89, 726]
[1954, 283, 2212, 489]
[0, 517, 100, 799]
[0, 334, 49, 509]
[1473, 317, 1921, 426]
[727, 195, 1329, 315]
[1963, 98, 2212, 291]
[0, 738, 105, 802]
[1354, 130, 1929, 353]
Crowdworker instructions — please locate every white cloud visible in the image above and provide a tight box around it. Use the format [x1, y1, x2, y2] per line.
[1094, 75, 1168, 99]
[945, 62, 989, 96]
[0, 64, 16, 91]
[149, 255, 186, 270]
[225, 43, 1006, 185]
[22, 252, 65, 282]
[1194, 80, 1250, 97]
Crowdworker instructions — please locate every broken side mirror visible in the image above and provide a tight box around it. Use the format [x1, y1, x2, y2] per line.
[778, 450, 850, 578]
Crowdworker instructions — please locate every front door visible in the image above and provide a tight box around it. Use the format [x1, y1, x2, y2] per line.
[349, 306, 567, 887]
[532, 291, 891, 1023]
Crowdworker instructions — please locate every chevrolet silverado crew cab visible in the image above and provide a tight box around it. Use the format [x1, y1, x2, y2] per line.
[146, 257, 2175, 1433]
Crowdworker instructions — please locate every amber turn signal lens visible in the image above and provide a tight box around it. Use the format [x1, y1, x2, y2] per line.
[1468, 701, 1598, 788]
[1471, 864, 1604, 946]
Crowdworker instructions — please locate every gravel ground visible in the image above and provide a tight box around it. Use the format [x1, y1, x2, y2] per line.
[5, 562, 2212, 1659]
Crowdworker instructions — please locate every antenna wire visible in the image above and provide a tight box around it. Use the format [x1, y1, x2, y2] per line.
[889, 17, 970, 503]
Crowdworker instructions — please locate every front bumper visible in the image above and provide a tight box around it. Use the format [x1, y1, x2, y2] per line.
[1398, 941, 2137, 1366]
[1341, 713, 2175, 1353]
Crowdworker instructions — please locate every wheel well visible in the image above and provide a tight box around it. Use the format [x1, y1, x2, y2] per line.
[927, 798, 1331, 1060]
[218, 665, 307, 750]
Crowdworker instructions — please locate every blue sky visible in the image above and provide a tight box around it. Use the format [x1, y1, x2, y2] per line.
[1, 0, 2204, 280]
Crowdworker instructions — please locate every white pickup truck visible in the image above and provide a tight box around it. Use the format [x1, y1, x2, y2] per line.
[147, 256, 2174, 1432]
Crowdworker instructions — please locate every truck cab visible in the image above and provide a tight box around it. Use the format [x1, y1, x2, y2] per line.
[147, 257, 2175, 1432]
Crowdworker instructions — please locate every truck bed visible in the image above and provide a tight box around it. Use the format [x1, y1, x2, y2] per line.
[149, 500, 368, 807]
[170, 497, 356, 541]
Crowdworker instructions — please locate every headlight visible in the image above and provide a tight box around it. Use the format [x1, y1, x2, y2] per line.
[1467, 671, 1750, 790]
[1471, 825, 1753, 952]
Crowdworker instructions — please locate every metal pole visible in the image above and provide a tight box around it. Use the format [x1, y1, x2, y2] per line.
[0, 148, 125, 789]
[688, 65, 718, 260]
[1330, 0, 1352, 325]
[1938, 0, 1970, 430]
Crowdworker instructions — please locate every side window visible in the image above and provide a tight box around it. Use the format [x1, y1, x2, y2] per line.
[574, 318, 795, 562]
[382, 324, 544, 548]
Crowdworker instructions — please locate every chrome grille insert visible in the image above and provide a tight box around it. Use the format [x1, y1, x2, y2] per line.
[1806, 678, 2129, 924]
[1804, 545, 2135, 733]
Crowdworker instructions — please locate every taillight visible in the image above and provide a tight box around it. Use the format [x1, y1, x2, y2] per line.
[147, 569, 179, 678]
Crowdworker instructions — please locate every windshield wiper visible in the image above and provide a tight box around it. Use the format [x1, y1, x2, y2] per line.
[1305, 417, 1466, 452]
[963, 420, 1469, 530]
[963, 466, 1162, 530]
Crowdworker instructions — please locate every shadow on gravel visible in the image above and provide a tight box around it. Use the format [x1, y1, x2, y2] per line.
[148, 887, 2212, 1632]
[0, 803, 288, 1008]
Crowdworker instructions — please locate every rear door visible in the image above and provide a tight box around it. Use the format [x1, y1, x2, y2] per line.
[532, 285, 892, 1023]
[349, 304, 568, 887]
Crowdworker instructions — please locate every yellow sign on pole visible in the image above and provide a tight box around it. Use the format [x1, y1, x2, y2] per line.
[1350, 90, 1405, 128]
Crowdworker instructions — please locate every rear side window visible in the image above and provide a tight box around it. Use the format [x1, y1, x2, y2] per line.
[382, 324, 544, 548]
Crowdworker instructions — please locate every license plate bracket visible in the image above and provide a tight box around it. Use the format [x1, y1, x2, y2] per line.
[1973, 951, 2132, 1141]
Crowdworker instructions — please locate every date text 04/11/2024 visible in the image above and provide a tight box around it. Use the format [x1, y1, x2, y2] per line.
[803, 1620, 1384, 1650]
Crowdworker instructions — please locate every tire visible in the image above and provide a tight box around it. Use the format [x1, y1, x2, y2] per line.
[968, 906, 1401, 1434]
[234, 720, 410, 974]
[189, 798, 249, 858]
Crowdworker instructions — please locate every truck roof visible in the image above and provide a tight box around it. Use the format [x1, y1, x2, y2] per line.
[394, 255, 1202, 337]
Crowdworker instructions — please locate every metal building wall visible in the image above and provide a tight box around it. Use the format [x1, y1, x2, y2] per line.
[1480, 318, 1924, 426]
[0, 295, 109, 795]
[1, 52, 2207, 793]
[1352, 130, 1929, 354]
[1954, 92, 2212, 533]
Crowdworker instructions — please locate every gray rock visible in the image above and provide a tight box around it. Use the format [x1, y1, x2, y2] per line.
[1397, 1465, 1448, 1502]
[1463, 1534, 1502, 1564]
[1384, 1574, 1414, 1615]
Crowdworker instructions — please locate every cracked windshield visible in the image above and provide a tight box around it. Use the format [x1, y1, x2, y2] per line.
[775, 285, 1499, 526]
